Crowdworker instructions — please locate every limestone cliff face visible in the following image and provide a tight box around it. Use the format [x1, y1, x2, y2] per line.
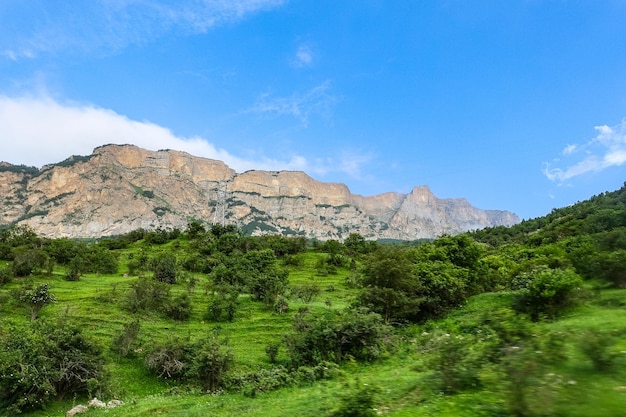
[0, 144, 519, 239]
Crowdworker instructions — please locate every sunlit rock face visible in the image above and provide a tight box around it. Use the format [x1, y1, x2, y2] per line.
[0, 144, 519, 239]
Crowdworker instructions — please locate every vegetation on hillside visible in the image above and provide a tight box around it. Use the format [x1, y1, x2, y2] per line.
[0, 184, 625, 416]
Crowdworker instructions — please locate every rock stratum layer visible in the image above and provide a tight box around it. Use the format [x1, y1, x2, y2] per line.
[0, 144, 519, 239]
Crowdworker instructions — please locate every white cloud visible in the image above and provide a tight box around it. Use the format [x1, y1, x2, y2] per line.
[248, 81, 340, 126]
[1, 0, 286, 59]
[0, 95, 292, 171]
[0, 95, 368, 179]
[293, 44, 314, 67]
[543, 120, 626, 183]
[562, 144, 577, 155]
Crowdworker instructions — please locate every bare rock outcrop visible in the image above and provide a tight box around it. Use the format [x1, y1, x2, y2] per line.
[0, 144, 519, 240]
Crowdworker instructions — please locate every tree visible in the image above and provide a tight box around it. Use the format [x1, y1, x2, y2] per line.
[186, 221, 206, 239]
[285, 308, 389, 366]
[11, 248, 51, 277]
[207, 285, 240, 322]
[356, 246, 421, 323]
[112, 319, 141, 360]
[17, 282, 57, 320]
[0, 320, 105, 413]
[512, 268, 584, 321]
[150, 253, 178, 284]
[189, 336, 234, 392]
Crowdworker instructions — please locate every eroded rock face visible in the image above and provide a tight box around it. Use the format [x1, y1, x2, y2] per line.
[0, 144, 519, 239]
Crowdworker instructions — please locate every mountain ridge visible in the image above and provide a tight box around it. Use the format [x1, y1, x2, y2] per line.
[0, 144, 519, 239]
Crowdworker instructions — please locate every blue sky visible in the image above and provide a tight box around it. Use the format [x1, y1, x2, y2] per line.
[1, 1, 625, 220]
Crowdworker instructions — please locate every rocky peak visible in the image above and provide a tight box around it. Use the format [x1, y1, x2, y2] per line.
[0, 144, 520, 239]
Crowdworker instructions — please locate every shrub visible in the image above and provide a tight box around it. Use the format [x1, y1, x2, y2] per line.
[15, 282, 57, 321]
[579, 329, 618, 371]
[0, 320, 106, 413]
[165, 293, 193, 321]
[145, 338, 192, 380]
[425, 332, 484, 393]
[124, 277, 170, 313]
[292, 284, 321, 304]
[188, 336, 233, 392]
[0, 267, 11, 285]
[150, 253, 178, 284]
[265, 341, 281, 363]
[227, 366, 294, 397]
[112, 319, 141, 359]
[512, 268, 584, 321]
[332, 379, 380, 417]
[207, 285, 240, 322]
[285, 308, 390, 367]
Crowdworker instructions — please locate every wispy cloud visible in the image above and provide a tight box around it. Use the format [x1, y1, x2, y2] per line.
[1, 0, 286, 60]
[543, 119, 626, 183]
[248, 81, 341, 126]
[0, 95, 367, 179]
[292, 44, 314, 67]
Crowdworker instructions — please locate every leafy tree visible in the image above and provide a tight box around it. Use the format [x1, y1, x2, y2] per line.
[512, 268, 584, 321]
[112, 319, 141, 360]
[16, 282, 57, 320]
[150, 253, 178, 284]
[189, 336, 234, 392]
[248, 267, 290, 307]
[165, 292, 193, 321]
[0, 320, 105, 413]
[344, 233, 367, 255]
[207, 284, 240, 322]
[44, 237, 82, 265]
[356, 246, 421, 323]
[124, 277, 170, 313]
[285, 308, 389, 366]
[413, 261, 468, 319]
[83, 245, 118, 274]
[65, 255, 84, 281]
[186, 221, 206, 239]
[11, 248, 51, 277]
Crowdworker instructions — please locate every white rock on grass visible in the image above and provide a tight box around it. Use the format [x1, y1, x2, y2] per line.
[66, 404, 89, 417]
[88, 397, 107, 408]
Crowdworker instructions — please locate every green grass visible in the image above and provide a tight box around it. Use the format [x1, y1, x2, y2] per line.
[3, 250, 626, 417]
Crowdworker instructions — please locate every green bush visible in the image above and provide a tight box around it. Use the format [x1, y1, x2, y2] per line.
[0, 267, 11, 285]
[15, 282, 57, 321]
[165, 293, 193, 321]
[332, 379, 380, 417]
[512, 268, 584, 321]
[124, 277, 170, 313]
[189, 336, 234, 392]
[579, 329, 618, 371]
[425, 332, 484, 393]
[285, 308, 390, 367]
[112, 319, 141, 359]
[145, 338, 192, 380]
[150, 253, 178, 284]
[207, 285, 240, 322]
[0, 320, 106, 413]
[265, 341, 281, 363]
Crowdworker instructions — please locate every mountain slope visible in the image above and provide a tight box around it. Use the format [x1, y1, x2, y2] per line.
[0, 144, 519, 239]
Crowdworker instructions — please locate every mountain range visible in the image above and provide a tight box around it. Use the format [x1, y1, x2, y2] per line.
[0, 144, 519, 240]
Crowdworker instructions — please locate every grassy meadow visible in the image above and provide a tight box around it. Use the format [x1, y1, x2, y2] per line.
[1, 237, 625, 417]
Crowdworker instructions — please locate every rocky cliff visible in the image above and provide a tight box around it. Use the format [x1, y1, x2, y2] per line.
[0, 144, 519, 239]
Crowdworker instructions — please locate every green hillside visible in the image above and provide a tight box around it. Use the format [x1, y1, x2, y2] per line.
[0, 186, 625, 417]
